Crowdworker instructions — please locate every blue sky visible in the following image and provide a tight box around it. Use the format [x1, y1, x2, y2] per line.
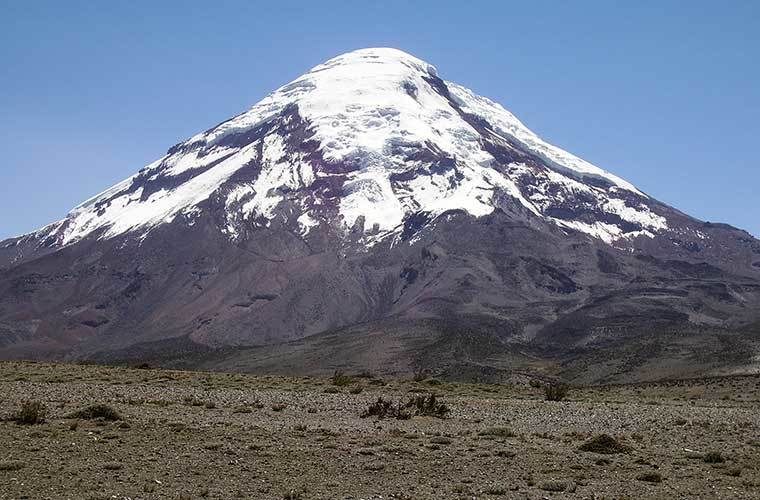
[1, 0, 758, 239]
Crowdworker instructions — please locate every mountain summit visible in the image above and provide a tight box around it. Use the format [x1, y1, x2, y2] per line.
[21, 48, 656, 248]
[1, 48, 759, 382]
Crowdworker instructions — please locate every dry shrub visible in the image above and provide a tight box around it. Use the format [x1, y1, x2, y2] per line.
[14, 401, 47, 425]
[544, 382, 570, 401]
[578, 434, 631, 454]
[67, 404, 121, 421]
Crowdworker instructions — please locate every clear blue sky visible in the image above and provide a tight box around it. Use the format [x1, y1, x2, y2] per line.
[1, 0, 758, 239]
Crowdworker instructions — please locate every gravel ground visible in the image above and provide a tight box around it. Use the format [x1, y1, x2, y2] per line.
[0, 362, 758, 499]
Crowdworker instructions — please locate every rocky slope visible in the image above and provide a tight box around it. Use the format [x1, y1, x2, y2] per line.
[1, 48, 759, 382]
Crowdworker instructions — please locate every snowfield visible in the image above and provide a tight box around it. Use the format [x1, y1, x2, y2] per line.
[30, 48, 668, 247]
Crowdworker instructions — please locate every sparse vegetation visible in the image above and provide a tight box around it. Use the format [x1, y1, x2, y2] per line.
[0, 361, 758, 499]
[14, 401, 47, 425]
[540, 480, 568, 492]
[637, 472, 663, 483]
[578, 434, 631, 454]
[478, 427, 516, 438]
[404, 393, 449, 418]
[67, 404, 122, 421]
[544, 382, 570, 401]
[483, 485, 507, 495]
[282, 489, 303, 500]
[331, 370, 352, 387]
[726, 467, 742, 477]
[412, 367, 428, 382]
[360, 397, 411, 420]
[703, 451, 725, 463]
[0, 460, 25, 471]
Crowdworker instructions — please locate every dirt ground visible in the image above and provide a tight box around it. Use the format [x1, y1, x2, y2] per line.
[0, 361, 758, 499]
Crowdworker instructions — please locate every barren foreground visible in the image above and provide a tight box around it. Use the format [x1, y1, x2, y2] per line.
[0, 362, 758, 499]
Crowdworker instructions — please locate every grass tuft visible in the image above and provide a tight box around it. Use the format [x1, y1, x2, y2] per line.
[578, 434, 631, 454]
[544, 382, 570, 401]
[67, 404, 122, 421]
[14, 401, 47, 425]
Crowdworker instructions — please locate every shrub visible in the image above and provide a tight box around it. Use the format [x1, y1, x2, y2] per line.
[703, 451, 725, 463]
[331, 370, 352, 387]
[637, 472, 662, 482]
[726, 467, 742, 477]
[478, 427, 516, 438]
[484, 485, 507, 495]
[540, 480, 567, 492]
[404, 393, 449, 418]
[14, 401, 47, 425]
[578, 434, 631, 454]
[360, 397, 410, 420]
[544, 382, 570, 401]
[67, 404, 122, 421]
[430, 436, 452, 445]
[0, 461, 25, 471]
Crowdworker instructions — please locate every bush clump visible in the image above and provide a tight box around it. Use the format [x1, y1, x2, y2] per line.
[0, 460, 25, 471]
[412, 367, 428, 382]
[14, 401, 47, 425]
[544, 382, 570, 401]
[404, 393, 449, 418]
[578, 434, 631, 454]
[361, 397, 411, 420]
[67, 404, 122, 421]
[703, 451, 725, 463]
[478, 427, 516, 438]
[637, 472, 663, 483]
[331, 370, 353, 387]
[540, 480, 568, 492]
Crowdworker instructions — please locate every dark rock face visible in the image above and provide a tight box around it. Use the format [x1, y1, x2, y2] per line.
[1, 203, 759, 383]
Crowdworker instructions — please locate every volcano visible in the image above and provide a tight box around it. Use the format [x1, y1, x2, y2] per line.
[2, 48, 759, 383]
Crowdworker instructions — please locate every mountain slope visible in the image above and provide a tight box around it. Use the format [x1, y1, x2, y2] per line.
[1, 48, 759, 382]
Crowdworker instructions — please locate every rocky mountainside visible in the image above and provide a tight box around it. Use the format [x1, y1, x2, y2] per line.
[1, 48, 759, 383]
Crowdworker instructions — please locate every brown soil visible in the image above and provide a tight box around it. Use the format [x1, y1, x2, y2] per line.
[0, 361, 758, 499]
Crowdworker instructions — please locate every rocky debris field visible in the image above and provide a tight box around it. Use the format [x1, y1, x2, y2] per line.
[0, 361, 758, 499]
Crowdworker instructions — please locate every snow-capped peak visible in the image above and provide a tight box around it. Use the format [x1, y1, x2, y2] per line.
[31, 48, 667, 248]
